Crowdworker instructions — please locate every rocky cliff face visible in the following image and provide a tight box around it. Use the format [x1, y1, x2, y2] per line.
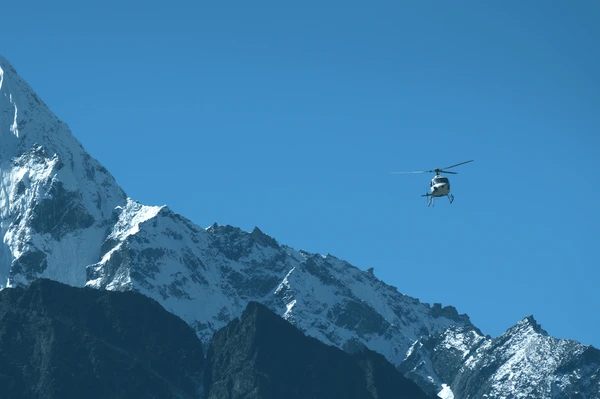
[1, 55, 599, 399]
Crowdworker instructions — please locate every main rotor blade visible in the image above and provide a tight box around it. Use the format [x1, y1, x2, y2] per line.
[440, 160, 474, 170]
[389, 171, 426, 174]
[423, 168, 457, 174]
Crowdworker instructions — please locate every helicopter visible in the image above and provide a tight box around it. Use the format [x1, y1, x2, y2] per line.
[391, 160, 473, 206]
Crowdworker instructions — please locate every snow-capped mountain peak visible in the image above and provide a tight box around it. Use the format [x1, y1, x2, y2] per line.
[0, 56, 126, 288]
[506, 315, 548, 336]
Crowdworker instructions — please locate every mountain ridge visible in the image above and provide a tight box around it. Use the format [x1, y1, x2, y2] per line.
[1, 55, 598, 399]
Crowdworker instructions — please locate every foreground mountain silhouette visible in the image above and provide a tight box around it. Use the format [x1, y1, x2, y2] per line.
[0, 279, 204, 399]
[0, 279, 435, 399]
[205, 300, 436, 399]
[1, 55, 599, 398]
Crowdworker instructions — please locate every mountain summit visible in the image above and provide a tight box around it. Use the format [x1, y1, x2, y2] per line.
[1, 56, 598, 398]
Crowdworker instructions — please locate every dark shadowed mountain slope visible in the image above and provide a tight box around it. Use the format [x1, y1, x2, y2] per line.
[0, 278, 204, 399]
[204, 301, 436, 399]
[0, 280, 435, 399]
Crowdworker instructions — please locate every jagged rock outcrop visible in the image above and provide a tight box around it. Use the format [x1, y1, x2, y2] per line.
[401, 316, 600, 398]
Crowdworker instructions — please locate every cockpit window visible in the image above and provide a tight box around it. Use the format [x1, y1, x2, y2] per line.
[433, 177, 449, 184]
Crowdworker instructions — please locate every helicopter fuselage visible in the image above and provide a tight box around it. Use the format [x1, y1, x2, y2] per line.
[429, 175, 450, 197]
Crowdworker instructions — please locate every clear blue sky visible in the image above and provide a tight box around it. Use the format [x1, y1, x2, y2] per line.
[2, 1, 599, 348]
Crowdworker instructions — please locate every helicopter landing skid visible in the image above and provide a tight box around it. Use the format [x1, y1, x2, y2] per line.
[424, 194, 454, 207]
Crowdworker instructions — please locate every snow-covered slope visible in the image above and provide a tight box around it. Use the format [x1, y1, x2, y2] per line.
[2, 56, 599, 399]
[87, 210, 473, 366]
